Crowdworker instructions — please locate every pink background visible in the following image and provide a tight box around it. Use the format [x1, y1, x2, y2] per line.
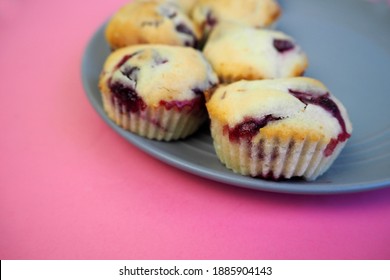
[1, 0, 390, 260]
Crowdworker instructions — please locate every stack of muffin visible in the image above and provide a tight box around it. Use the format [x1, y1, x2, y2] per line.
[98, 0, 352, 181]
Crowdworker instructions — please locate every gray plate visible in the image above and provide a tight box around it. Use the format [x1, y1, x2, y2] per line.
[81, 0, 390, 194]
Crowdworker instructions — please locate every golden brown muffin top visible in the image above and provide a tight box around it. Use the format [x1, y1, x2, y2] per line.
[192, 0, 281, 36]
[99, 45, 218, 107]
[203, 22, 308, 81]
[106, 0, 200, 49]
[206, 78, 352, 143]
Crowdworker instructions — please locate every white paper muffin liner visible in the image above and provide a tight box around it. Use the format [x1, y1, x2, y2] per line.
[210, 120, 347, 181]
[103, 94, 207, 141]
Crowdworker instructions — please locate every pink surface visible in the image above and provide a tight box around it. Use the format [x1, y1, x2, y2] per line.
[1, 0, 390, 260]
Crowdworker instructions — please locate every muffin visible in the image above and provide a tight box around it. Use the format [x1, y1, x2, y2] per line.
[99, 45, 218, 141]
[105, 0, 200, 50]
[203, 22, 308, 82]
[206, 78, 352, 181]
[192, 0, 281, 38]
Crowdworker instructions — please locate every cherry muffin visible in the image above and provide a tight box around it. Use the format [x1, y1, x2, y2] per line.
[191, 0, 281, 38]
[105, 0, 200, 50]
[99, 45, 218, 141]
[206, 78, 352, 181]
[203, 22, 308, 82]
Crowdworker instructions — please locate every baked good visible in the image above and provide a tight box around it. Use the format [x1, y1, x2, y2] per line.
[206, 78, 352, 181]
[203, 22, 308, 82]
[176, 0, 198, 14]
[99, 45, 218, 141]
[105, 0, 200, 50]
[192, 0, 281, 37]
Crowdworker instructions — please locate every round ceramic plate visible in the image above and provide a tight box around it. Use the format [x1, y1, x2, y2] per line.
[82, 0, 390, 194]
